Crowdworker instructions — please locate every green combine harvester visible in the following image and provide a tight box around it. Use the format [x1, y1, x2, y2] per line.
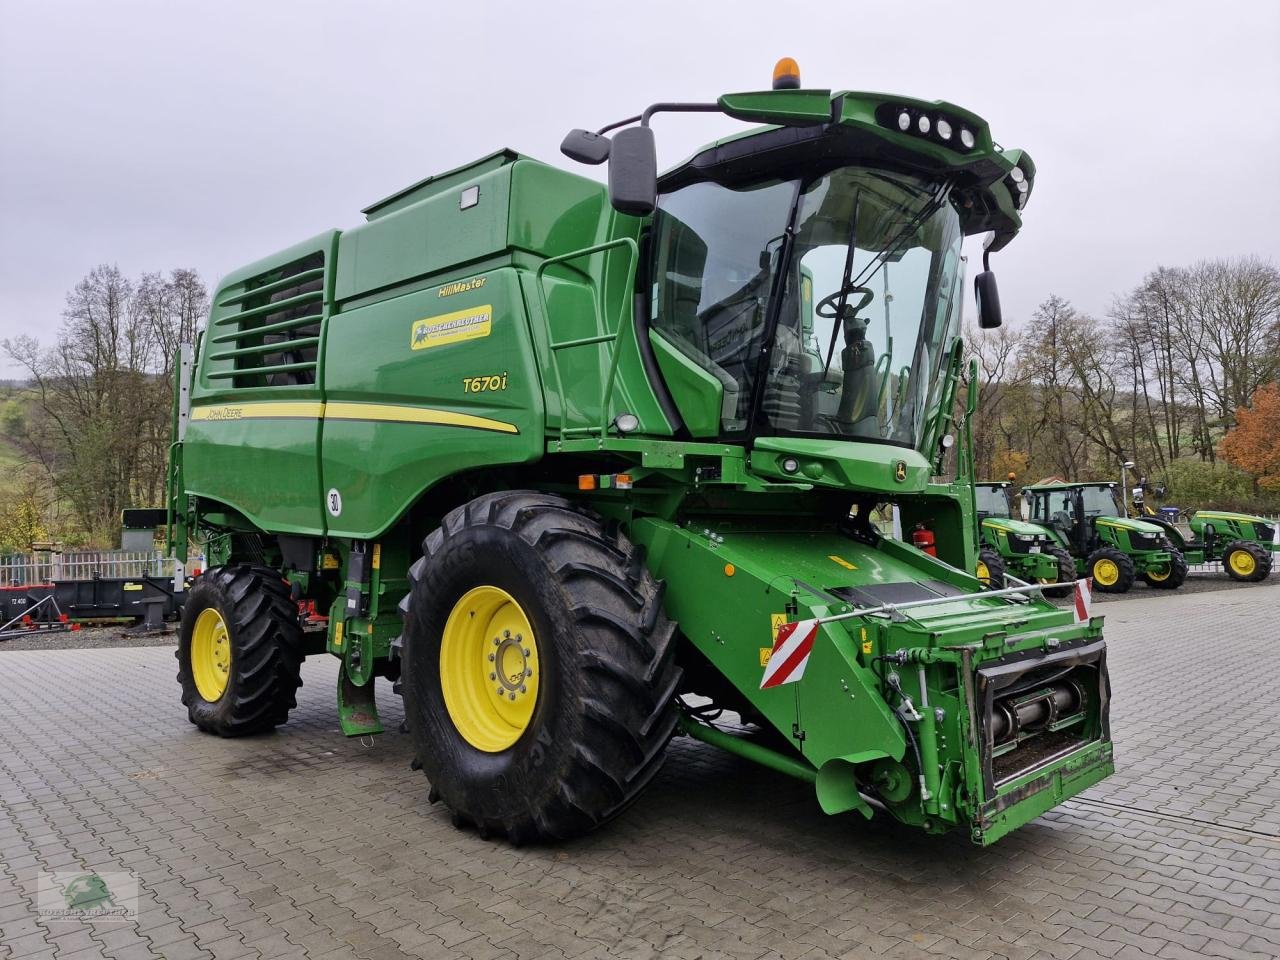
[166, 60, 1113, 845]
[1023, 481, 1186, 592]
[974, 482, 1075, 597]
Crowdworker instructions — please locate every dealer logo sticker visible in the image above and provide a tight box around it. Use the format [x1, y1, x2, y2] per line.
[326, 488, 343, 517]
[410, 305, 492, 351]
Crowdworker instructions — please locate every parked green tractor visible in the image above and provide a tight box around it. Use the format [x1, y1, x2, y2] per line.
[1133, 500, 1275, 582]
[166, 62, 1113, 846]
[1024, 482, 1186, 592]
[974, 482, 1075, 597]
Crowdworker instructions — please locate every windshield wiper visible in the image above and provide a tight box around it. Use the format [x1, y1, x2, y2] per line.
[820, 181, 954, 378]
[821, 189, 861, 374]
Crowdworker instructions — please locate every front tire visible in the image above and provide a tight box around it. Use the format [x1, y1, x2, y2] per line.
[1086, 547, 1134, 593]
[397, 491, 681, 843]
[1223, 540, 1271, 582]
[176, 565, 304, 736]
[976, 549, 1005, 589]
[1040, 545, 1077, 599]
[1142, 544, 1188, 589]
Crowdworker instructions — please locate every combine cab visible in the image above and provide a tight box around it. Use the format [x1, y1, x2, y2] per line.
[1024, 482, 1186, 592]
[166, 61, 1113, 846]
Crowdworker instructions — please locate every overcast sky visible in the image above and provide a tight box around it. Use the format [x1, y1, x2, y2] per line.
[1, 0, 1277, 374]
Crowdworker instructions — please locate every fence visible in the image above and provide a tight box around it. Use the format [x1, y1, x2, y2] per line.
[0, 550, 181, 587]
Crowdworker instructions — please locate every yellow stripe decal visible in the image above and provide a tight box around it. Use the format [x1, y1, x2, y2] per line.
[324, 402, 519, 434]
[190, 401, 518, 435]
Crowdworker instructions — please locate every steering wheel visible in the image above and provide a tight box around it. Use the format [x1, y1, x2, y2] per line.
[816, 285, 874, 319]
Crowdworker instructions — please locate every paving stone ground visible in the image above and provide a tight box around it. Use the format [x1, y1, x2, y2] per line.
[1, 582, 1277, 960]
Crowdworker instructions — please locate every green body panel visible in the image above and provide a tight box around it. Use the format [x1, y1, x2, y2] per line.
[169, 83, 1111, 844]
[978, 518, 1061, 581]
[184, 231, 340, 535]
[1190, 511, 1278, 554]
[319, 267, 544, 539]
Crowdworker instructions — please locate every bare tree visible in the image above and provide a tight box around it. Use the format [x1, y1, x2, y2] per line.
[3, 265, 207, 544]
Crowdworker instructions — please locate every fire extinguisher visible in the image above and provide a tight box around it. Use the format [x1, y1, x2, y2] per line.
[912, 524, 937, 558]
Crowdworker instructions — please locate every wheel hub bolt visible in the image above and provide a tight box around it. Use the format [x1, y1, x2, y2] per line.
[508, 693, 516, 701]
[489, 672, 496, 681]
[488, 652, 495, 661]
[519, 685, 527, 694]
[523, 648, 531, 657]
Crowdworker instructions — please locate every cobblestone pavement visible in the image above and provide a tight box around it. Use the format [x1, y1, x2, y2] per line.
[1, 583, 1277, 960]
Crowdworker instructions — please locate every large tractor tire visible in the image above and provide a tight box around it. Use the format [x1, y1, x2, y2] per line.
[1222, 540, 1271, 582]
[1142, 544, 1188, 589]
[976, 549, 1005, 589]
[176, 565, 304, 736]
[396, 491, 681, 843]
[1086, 547, 1134, 593]
[1040, 545, 1077, 599]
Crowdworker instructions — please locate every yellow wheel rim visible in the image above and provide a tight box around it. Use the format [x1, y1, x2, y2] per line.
[1229, 550, 1257, 576]
[1093, 558, 1119, 586]
[1146, 565, 1170, 582]
[191, 607, 231, 702]
[976, 561, 990, 583]
[439, 586, 540, 753]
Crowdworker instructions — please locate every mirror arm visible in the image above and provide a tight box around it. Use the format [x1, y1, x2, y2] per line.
[595, 114, 642, 136]
[639, 102, 723, 126]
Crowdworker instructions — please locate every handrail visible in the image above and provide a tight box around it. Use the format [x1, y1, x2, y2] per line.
[814, 579, 1056, 628]
[534, 237, 639, 443]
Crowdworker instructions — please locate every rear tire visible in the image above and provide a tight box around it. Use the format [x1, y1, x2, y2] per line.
[396, 491, 681, 843]
[1040, 545, 1077, 599]
[1223, 540, 1271, 582]
[1142, 544, 1187, 589]
[976, 549, 1005, 589]
[176, 565, 304, 736]
[1086, 547, 1134, 593]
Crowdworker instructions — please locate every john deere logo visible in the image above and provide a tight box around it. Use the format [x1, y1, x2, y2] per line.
[894, 460, 908, 483]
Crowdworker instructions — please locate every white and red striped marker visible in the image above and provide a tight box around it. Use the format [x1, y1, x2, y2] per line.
[760, 618, 819, 689]
[1072, 578, 1094, 623]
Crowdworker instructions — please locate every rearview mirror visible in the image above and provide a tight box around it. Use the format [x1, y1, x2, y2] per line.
[974, 271, 1002, 329]
[560, 129, 610, 165]
[608, 126, 657, 217]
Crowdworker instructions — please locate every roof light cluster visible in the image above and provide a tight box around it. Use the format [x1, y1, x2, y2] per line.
[879, 104, 976, 152]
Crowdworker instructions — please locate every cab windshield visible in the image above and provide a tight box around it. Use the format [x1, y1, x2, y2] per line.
[975, 485, 1012, 519]
[650, 166, 963, 448]
[1080, 486, 1122, 517]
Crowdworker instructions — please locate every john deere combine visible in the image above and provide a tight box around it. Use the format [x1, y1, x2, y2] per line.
[166, 61, 1112, 845]
[974, 482, 1075, 597]
[1023, 482, 1186, 592]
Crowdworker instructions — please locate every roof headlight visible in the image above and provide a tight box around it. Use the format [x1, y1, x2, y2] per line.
[959, 128, 975, 149]
[1010, 166, 1026, 183]
[897, 110, 911, 132]
[917, 115, 931, 134]
[936, 118, 953, 140]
